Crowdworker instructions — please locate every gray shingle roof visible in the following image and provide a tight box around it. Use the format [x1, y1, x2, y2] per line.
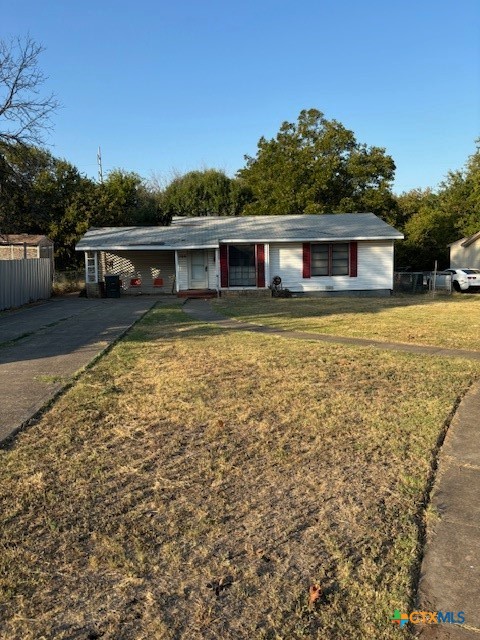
[75, 213, 403, 251]
[0, 234, 53, 246]
[462, 231, 480, 247]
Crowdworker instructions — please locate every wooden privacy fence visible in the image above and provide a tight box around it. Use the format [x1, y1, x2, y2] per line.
[0, 259, 52, 311]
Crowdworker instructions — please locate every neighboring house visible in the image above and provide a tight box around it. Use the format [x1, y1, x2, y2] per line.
[75, 213, 403, 297]
[0, 234, 54, 264]
[449, 232, 480, 269]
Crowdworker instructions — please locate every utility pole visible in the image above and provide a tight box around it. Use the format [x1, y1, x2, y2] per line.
[97, 146, 103, 183]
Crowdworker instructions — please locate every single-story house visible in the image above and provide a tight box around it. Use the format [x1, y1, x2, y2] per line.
[75, 213, 403, 297]
[449, 232, 480, 269]
[0, 234, 54, 262]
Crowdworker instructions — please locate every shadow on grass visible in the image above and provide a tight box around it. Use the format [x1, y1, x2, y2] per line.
[213, 292, 478, 324]
[122, 303, 480, 364]
[124, 305, 226, 344]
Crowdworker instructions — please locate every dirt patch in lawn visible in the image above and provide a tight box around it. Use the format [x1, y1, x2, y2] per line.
[0, 306, 478, 639]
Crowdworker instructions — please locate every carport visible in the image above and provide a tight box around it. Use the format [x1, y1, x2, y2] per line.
[84, 248, 176, 296]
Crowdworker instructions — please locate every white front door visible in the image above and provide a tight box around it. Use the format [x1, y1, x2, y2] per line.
[189, 250, 208, 289]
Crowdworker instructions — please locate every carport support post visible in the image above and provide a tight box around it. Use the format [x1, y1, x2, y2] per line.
[215, 248, 220, 294]
[85, 251, 101, 298]
[264, 243, 270, 288]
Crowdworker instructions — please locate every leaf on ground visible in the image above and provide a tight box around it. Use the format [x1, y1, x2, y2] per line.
[309, 584, 322, 607]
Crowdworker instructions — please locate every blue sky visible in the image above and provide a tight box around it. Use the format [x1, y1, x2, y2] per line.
[3, 0, 479, 194]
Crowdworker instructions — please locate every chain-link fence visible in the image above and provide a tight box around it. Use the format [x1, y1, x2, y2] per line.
[427, 272, 452, 294]
[394, 271, 453, 295]
[393, 272, 427, 294]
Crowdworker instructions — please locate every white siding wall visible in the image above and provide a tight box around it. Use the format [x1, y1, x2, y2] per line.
[97, 244, 395, 294]
[102, 250, 176, 294]
[269, 241, 394, 292]
[207, 250, 217, 289]
[450, 240, 480, 269]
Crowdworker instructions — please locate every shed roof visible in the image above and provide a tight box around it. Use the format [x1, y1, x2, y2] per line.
[0, 234, 53, 246]
[461, 231, 480, 247]
[447, 231, 480, 248]
[75, 213, 403, 251]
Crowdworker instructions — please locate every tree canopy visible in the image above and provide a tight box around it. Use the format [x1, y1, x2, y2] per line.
[396, 145, 480, 269]
[238, 109, 396, 219]
[0, 145, 162, 267]
[159, 169, 251, 218]
[0, 82, 478, 272]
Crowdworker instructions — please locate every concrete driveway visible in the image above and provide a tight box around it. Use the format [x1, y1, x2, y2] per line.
[0, 296, 159, 444]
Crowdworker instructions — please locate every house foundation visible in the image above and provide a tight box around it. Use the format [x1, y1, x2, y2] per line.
[220, 289, 271, 298]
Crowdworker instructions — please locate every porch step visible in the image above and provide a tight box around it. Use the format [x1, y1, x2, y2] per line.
[177, 289, 218, 299]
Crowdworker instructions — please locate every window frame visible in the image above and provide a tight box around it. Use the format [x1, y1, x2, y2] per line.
[310, 242, 350, 277]
[228, 243, 257, 287]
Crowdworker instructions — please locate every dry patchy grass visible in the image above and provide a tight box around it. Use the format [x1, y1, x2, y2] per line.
[0, 305, 478, 639]
[213, 294, 480, 351]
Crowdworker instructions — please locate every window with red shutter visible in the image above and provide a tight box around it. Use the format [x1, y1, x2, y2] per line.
[303, 243, 311, 279]
[308, 242, 356, 276]
[349, 242, 358, 277]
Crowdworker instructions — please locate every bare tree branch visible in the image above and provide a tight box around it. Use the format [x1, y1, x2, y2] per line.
[0, 36, 59, 146]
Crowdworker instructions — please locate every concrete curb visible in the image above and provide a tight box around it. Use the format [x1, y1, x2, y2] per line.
[417, 383, 480, 635]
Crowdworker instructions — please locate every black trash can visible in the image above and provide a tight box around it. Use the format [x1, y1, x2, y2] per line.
[105, 275, 121, 298]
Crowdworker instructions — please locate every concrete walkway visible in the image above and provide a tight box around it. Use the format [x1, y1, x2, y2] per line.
[0, 296, 158, 444]
[417, 382, 480, 639]
[182, 299, 480, 361]
[183, 299, 480, 638]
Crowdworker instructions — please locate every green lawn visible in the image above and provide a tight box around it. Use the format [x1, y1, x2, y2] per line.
[213, 294, 480, 351]
[0, 304, 478, 639]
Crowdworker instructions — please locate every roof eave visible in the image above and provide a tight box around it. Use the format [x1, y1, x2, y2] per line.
[220, 235, 404, 243]
[75, 244, 219, 251]
[461, 231, 480, 247]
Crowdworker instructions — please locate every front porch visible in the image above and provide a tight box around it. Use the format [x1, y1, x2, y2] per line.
[82, 244, 270, 298]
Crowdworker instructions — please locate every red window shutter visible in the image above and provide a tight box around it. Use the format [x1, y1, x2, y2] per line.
[350, 242, 358, 277]
[220, 245, 229, 288]
[256, 244, 265, 287]
[303, 243, 311, 279]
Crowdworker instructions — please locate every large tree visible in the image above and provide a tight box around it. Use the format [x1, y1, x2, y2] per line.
[0, 143, 57, 233]
[394, 144, 480, 269]
[50, 170, 162, 266]
[238, 109, 396, 219]
[0, 145, 164, 267]
[0, 36, 59, 234]
[159, 169, 252, 218]
[0, 36, 58, 146]
[440, 145, 480, 238]
[93, 170, 161, 227]
[0, 144, 96, 266]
